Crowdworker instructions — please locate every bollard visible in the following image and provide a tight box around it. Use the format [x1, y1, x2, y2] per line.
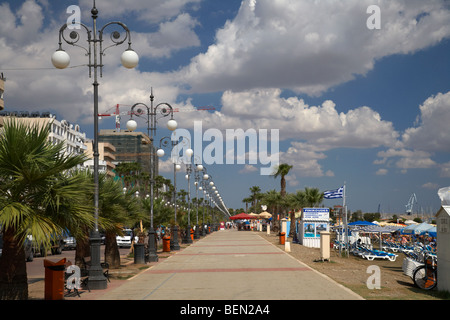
[44, 258, 66, 300]
[134, 243, 145, 264]
[163, 235, 171, 252]
[279, 232, 286, 245]
[285, 241, 291, 252]
[320, 231, 331, 261]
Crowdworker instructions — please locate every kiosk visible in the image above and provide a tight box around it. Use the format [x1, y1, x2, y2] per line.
[298, 208, 330, 248]
[437, 187, 450, 292]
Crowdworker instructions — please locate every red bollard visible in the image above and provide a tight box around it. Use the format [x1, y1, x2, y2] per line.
[44, 258, 66, 300]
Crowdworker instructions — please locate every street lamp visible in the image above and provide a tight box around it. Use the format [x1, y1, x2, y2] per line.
[183, 149, 203, 241]
[52, 0, 138, 290]
[193, 162, 203, 239]
[125, 90, 176, 262]
[183, 162, 193, 244]
[157, 136, 187, 250]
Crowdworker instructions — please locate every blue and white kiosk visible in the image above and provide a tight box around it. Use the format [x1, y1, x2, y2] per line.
[298, 208, 330, 248]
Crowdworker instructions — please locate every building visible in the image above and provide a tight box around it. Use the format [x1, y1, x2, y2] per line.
[98, 129, 158, 175]
[84, 140, 116, 177]
[0, 113, 87, 158]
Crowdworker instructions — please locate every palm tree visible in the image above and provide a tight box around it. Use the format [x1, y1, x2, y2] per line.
[261, 189, 281, 214]
[272, 163, 293, 198]
[304, 187, 324, 207]
[0, 120, 94, 299]
[249, 186, 261, 212]
[287, 190, 306, 238]
[242, 197, 252, 213]
[271, 163, 293, 231]
[98, 173, 141, 268]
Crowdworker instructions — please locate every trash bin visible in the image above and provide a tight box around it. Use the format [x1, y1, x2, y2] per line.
[163, 235, 171, 252]
[44, 258, 66, 300]
[279, 232, 286, 245]
[134, 243, 145, 264]
[190, 229, 194, 241]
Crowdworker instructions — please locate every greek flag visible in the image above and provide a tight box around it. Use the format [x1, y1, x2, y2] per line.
[323, 186, 344, 199]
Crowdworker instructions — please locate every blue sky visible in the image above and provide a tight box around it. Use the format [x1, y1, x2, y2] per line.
[1, 0, 450, 216]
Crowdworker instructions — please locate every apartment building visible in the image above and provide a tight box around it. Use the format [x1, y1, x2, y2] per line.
[98, 129, 158, 175]
[0, 112, 88, 158]
[83, 140, 116, 177]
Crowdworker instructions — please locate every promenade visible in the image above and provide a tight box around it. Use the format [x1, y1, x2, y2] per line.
[89, 229, 363, 300]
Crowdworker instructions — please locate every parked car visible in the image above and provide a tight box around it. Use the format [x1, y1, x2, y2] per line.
[63, 235, 76, 250]
[0, 234, 34, 262]
[116, 229, 133, 248]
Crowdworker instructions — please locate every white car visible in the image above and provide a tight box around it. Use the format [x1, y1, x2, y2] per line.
[116, 229, 133, 248]
[63, 236, 77, 250]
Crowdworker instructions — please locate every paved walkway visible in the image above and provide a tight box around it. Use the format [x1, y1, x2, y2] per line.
[91, 229, 363, 300]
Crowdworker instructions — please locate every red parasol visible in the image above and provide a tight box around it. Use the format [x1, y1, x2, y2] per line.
[230, 213, 258, 220]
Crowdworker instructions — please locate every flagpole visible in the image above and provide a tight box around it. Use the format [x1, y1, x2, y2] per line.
[323, 185, 346, 256]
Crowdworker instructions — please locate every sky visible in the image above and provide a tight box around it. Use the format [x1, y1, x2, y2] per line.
[1, 0, 450, 216]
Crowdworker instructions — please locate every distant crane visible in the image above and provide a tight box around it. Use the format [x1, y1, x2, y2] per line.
[405, 193, 417, 215]
[98, 104, 132, 132]
[98, 104, 216, 131]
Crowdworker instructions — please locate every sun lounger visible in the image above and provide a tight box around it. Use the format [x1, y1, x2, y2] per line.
[361, 249, 398, 261]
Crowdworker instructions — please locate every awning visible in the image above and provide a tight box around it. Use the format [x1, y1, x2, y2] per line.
[348, 221, 377, 226]
[401, 223, 435, 235]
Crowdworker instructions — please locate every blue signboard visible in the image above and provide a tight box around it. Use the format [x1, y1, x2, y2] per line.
[303, 208, 330, 220]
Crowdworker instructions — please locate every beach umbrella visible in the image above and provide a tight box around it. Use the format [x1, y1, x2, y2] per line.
[258, 211, 272, 219]
[230, 213, 258, 220]
[411, 223, 434, 235]
[420, 226, 436, 237]
[400, 224, 417, 234]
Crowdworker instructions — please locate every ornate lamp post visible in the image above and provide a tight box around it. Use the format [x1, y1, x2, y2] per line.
[193, 163, 203, 239]
[183, 162, 193, 244]
[52, 0, 138, 290]
[157, 136, 187, 250]
[201, 169, 209, 235]
[126, 90, 176, 262]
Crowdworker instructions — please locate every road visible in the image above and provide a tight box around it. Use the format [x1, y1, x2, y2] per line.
[26, 246, 131, 281]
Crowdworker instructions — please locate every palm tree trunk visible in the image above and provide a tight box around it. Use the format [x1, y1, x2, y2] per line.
[289, 210, 296, 238]
[104, 232, 121, 269]
[75, 232, 90, 268]
[0, 227, 28, 300]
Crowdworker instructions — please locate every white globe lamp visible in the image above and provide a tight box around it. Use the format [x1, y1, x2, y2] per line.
[51, 50, 70, 69]
[121, 49, 139, 69]
[126, 119, 137, 131]
[156, 149, 165, 157]
[167, 119, 177, 131]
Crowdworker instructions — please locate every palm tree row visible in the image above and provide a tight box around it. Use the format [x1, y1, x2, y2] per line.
[0, 120, 220, 300]
[237, 164, 324, 237]
[255, 187, 324, 235]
